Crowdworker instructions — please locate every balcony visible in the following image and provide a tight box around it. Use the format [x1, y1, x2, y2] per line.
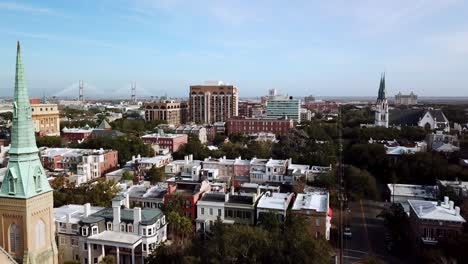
[421, 237, 438, 245]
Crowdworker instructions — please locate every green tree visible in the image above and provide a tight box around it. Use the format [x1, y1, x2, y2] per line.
[172, 136, 209, 160]
[36, 136, 64, 148]
[53, 179, 121, 207]
[345, 166, 379, 200]
[121, 170, 133, 181]
[377, 203, 412, 256]
[147, 166, 165, 184]
[99, 255, 116, 264]
[79, 135, 154, 166]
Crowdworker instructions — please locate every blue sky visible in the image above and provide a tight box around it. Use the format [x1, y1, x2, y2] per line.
[1, 0, 468, 98]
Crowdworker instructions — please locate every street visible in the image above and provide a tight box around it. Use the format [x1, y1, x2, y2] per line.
[337, 200, 404, 264]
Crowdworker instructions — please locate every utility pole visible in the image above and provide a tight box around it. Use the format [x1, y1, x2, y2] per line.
[131, 81, 136, 103]
[338, 105, 344, 264]
[79, 80, 84, 102]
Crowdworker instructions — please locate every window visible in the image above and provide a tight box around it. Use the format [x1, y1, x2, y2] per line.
[218, 209, 222, 217]
[156, 220, 160, 229]
[161, 216, 166, 225]
[9, 177, 15, 194]
[120, 224, 126, 232]
[210, 208, 213, 215]
[82, 227, 89, 236]
[60, 237, 67, 246]
[71, 238, 78, 247]
[142, 228, 146, 236]
[143, 244, 147, 251]
[35, 219, 46, 249]
[128, 224, 133, 233]
[107, 222, 113, 231]
[91, 226, 98, 235]
[84, 243, 88, 250]
[94, 257, 98, 264]
[201, 208, 204, 215]
[93, 244, 97, 250]
[148, 228, 152, 236]
[71, 224, 78, 232]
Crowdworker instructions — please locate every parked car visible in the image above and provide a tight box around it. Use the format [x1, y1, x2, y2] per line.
[344, 226, 352, 238]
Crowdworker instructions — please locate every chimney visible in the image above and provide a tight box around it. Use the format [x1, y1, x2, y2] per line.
[231, 186, 235, 195]
[184, 155, 188, 164]
[137, 154, 141, 159]
[455, 206, 461, 216]
[189, 154, 193, 161]
[133, 207, 142, 233]
[225, 193, 229, 202]
[419, 206, 423, 215]
[444, 196, 449, 206]
[113, 206, 121, 231]
[84, 203, 91, 217]
[132, 155, 135, 162]
[66, 213, 72, 223]
[449, 201, 454, 210]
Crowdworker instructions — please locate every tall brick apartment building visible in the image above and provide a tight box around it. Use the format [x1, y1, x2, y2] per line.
[189, 82, 238, 124]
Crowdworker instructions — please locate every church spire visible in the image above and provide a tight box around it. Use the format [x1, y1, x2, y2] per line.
[377, 72, 386, 101]
[0, 42, 52, 198]
[9, 41, 39, 155]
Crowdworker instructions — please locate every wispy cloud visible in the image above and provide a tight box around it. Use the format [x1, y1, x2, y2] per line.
[4, 31, 118, 49]
[321, 0, 461, 36]
[0, 1, 57, 15]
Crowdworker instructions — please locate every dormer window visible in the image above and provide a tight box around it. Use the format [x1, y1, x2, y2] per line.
[127, 224, 133, 233]
[161, 216, 166, 225]
[34, 167, 42, 192]
[8, 178, 15, 194]
[82, 226, 89, 236]
[106, 222, 113, 231]
[91, 226, 98, 235]
[120, 223, 126, 232]
[156, 220, 160, 230]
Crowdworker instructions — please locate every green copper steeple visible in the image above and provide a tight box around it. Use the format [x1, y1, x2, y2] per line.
[0, 42, 52, 198]
[377, 72, 386, 101]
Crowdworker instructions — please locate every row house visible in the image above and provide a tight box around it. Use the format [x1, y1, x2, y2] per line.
[141, 130, 188, 152]
[166, 155, 323, 185]
[164, 155, 202, 181]
[62, 125, 94, 142]
[173, 125, 208, 144]
[250, 158, 288, 183]
[164, 179, 211, 221]
[54, 200, 167, 264]
[408, 197, 466, 246]
[40, 147, 118, 185]
[291, 189, 332, 240]
[125, 183, 168, 209]
[256, 192, 295, 223]
[196, 187, 261, 232]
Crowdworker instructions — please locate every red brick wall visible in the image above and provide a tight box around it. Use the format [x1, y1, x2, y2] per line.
[227, 118, 293, 135]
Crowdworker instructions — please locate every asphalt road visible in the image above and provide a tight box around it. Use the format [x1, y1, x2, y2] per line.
[339, 200, 404, 264]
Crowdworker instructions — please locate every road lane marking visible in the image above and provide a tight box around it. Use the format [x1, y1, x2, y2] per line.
[359, 199, 372, 254]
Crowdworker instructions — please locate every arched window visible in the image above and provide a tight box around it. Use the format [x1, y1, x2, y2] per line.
[35, 219, 46, 249]
[9, 224, 20, 254]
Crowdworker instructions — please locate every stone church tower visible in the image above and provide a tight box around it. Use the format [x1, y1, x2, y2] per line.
[0, 42, 58, 264]
[374, 73, 389, 128]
